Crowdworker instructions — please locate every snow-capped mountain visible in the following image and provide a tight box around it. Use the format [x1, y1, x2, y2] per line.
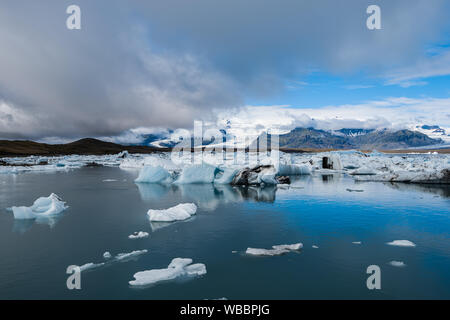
[413, 124, 450, 144]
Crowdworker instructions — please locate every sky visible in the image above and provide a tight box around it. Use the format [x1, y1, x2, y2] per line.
[0, 0, 449, 143]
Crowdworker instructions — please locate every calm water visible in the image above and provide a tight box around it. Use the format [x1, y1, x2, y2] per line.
[0, 167, 449, 299]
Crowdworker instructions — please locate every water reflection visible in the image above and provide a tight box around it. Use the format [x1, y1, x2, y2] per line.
[12, 214, 63, 233]
[136, 183, 277, 211]
[384, 182, 450, 198]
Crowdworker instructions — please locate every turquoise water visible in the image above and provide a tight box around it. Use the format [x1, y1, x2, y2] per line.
[0, 167, 449, 299]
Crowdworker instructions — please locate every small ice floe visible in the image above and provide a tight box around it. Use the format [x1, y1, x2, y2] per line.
[11, 193, 68, 220]
[346, 188, 364, 192]
[246, 243, 303, 256]
[129, 258, 206, 287]
[388, 261, 406, 267]
[103, 251, 112, 259]
[128, 231, 149, 239]
[135, 165, 172, 184]
[79, 262, 105, 272]
[115, 249, 148, 261]
[386, 240, 416, 247]
[147, 203, 197, 222]
[312, 245, 319, 249]
[352, 241, 362, 245]
[102, 179, 117, 182]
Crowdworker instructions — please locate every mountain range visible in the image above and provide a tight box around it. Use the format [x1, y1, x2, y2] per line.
[258, 127, 444, 150]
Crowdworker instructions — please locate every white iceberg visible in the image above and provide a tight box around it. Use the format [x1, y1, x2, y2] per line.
[129, 258, 206, 286]
[147, 203, 197, 222]
[246, 243, 303, 256]
[11, 193, 68, 220]
[277, 164, 311, 175]
[115, 249, 148, 261]
[352, 241, 362, 245]
[386, 240, 416, 247]
[388, 261, 406, 267]
[175, 163, 217, 184]
[214, 167, 239, 184]
[79, 262, 105, 272]
[128, 231, 149, 239]
[103, 251, 112, 259]
[135, 165, 172, 184]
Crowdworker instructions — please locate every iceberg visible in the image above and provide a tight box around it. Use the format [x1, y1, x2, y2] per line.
[389, 261, 406, 267]
[103, 251, 112, 259]
[79, 262, 105, 272]
[129, 258, 206, 286]
[175, 163, 217, 184]
[246, 243, 303, 256]
[128, 231, 149, 239]
[147, 203, 197, 222]
[11, 193, 68, 220]
[277, 164, 311, 176]
[386, 240, 416, 247]
[135, 165, 172, 184]
[115, 249, 148, 261]
[214, 167, 239, 184]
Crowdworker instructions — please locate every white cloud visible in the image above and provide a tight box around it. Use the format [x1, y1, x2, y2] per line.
[214, 97, 450, 139]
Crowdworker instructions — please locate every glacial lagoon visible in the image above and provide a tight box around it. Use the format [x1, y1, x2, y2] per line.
[0, 166, 449, 299]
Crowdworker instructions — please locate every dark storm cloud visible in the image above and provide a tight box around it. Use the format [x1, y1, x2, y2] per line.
[0, 0, 448, 139]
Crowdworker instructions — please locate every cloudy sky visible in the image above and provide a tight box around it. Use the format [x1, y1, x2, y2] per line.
[0, 0, 449, 143]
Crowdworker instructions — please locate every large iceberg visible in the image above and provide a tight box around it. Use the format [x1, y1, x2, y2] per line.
[175, 163, 217, 184]
[135, 165, 172, 184]
[11, 193, 68, 220]
[147, 203, 197, 222]
[129, 258, 206, 286]
[277, 164, 312, 176]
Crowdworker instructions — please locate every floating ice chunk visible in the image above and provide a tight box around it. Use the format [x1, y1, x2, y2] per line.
[129, 257, 206, 286]
[184, 263, 207, 276]
[312, 245, 319, 249]
[352, 241, 362, 245]
[135, 165, 172, 184]
[246, 243, 303, 256]
[115, 249, 148, 261]
[147, 203, 197, 222]
[11, 193, 68, 220]
[214, 167, 239, 184]
[103, 251, 112, 259]
[272, 243, 303, 251]
[128, 231, 149, 239]
[349, 167, 377, 175]
[79, 262, 105, 272]
[389, 261, 406, 267]
[386, 240, 416, 247]
[175, 163, 217, 184]
[277, 164, 311, 175]
[102, 179, 117, 182]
